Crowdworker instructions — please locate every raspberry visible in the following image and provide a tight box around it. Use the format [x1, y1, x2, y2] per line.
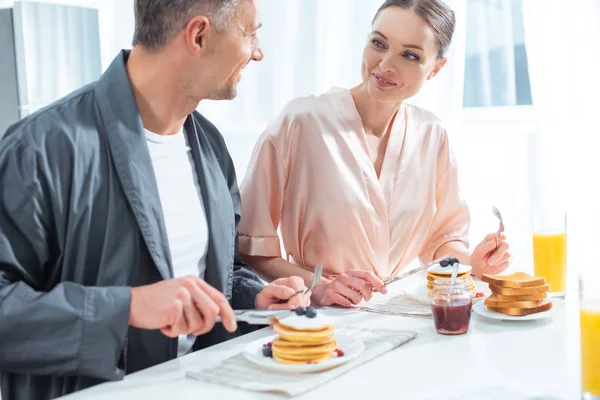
[335, 349, 344, 357]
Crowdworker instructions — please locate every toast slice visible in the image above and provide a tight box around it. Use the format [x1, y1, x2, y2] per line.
[481, 272, 546, 288]
[484, 294, 544, 308]
[488, 284, 550, 296]
[487, 299, 552, 316]
[495, 292, 547, 302]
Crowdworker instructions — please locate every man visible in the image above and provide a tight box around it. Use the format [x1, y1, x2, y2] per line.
[0, 1, 310, 399]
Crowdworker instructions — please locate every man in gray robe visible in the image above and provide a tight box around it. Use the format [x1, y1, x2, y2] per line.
[0, 1, 311, 399]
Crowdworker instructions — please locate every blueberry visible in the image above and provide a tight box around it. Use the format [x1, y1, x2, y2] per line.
[449, 257, 460, 265]
[439, 258, 451, 268]
[305, 307, 317, 318]
[295, 307, 307, 316]
[262, 346, 273, 357]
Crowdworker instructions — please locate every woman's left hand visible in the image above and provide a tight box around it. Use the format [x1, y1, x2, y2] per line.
[470, 232, 511, 276]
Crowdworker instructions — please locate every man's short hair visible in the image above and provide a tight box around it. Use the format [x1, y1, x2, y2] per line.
[133, 0, 241, 50]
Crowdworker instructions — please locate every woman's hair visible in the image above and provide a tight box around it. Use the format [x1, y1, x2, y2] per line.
[372, 0, 455, 59]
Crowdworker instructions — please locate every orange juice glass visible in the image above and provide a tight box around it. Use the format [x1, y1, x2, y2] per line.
[532, 211, 567, 297]
[580, 273, 600, 399]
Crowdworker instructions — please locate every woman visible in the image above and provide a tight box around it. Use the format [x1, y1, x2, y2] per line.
[239, 0, 511, 308]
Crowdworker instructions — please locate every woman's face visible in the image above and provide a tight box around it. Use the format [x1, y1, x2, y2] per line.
[361, 6, 446, 103]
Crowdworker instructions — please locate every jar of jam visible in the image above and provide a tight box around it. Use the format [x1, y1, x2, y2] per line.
[430, 278, 472, 335]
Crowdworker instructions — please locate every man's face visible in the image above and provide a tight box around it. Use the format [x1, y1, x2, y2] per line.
[203, 0, 263, 100]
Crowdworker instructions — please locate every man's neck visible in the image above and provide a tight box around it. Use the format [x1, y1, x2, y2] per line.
[126, 46, 196, 135]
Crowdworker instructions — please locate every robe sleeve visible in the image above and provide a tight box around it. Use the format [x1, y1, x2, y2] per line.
[0, 136, 130, 380]
[238, 131, 286, 259]
[419, 131, 471, 263]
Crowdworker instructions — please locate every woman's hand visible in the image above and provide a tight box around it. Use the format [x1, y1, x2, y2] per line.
[311, 270, 388, 307]
[470, 232, 511, 276]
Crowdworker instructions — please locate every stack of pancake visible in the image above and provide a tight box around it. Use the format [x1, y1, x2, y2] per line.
[271, 314, 336, 365]
[481, 272, 552, 316]
[427, 262, 477, 296]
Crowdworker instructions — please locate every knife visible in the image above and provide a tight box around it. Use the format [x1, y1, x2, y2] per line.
[215, 309, 293, 325]
[383, 255, 452, 285]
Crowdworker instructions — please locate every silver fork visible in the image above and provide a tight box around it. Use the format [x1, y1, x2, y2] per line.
[294, 263, 322, 297]
[492, 205, 505, 249]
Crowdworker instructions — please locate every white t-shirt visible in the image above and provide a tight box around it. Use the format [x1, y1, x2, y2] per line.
[144, 127, 209, 357]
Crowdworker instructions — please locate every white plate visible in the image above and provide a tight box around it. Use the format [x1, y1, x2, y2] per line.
[405, 279, 491, 305]
[242, 334, 364, 374]
[472, 299, 554, 321]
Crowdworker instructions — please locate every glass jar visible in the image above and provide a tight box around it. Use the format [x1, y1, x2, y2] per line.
[430, 279, 472, 335]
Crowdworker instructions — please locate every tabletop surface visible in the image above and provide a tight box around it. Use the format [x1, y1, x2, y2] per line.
[59, 276, 581, 400]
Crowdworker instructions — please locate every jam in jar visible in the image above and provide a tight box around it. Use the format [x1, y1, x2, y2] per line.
[430, 278, 472, 335]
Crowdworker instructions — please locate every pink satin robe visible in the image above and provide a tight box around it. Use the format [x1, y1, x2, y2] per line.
[239, 88, 470, 280]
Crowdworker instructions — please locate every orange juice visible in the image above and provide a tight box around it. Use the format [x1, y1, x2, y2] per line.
[581, 300, 600, 396]
[533, 232, 567, 293]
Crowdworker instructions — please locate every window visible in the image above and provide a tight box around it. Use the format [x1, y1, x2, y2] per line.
[463, 0, 532, 108]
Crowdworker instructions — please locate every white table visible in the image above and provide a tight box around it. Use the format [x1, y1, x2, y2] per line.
[59, 283, 582, 399]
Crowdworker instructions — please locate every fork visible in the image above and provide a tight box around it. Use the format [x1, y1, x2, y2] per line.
[293, 263, 322, 297]
[492, 205, 505, 249]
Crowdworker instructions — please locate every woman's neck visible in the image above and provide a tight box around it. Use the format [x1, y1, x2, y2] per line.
[349, 84, 403, 137]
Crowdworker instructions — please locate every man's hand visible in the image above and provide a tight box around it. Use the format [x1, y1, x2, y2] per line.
[129, 276, 237, 338]
[255, 276, 311, 310]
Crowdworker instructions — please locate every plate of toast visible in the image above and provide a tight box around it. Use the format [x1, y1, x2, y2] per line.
[473, 272, 554, 321]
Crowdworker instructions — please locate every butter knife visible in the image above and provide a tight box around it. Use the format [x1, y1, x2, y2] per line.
[383, 255, 451, 285]
[215, 309, 293, 325]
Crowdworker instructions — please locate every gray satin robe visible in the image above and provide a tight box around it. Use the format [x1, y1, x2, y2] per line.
[0, 50, 264, 400]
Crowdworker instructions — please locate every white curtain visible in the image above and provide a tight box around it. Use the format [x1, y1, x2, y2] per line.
[523, 0, 600, 276]
[463, 0, 520, 107]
